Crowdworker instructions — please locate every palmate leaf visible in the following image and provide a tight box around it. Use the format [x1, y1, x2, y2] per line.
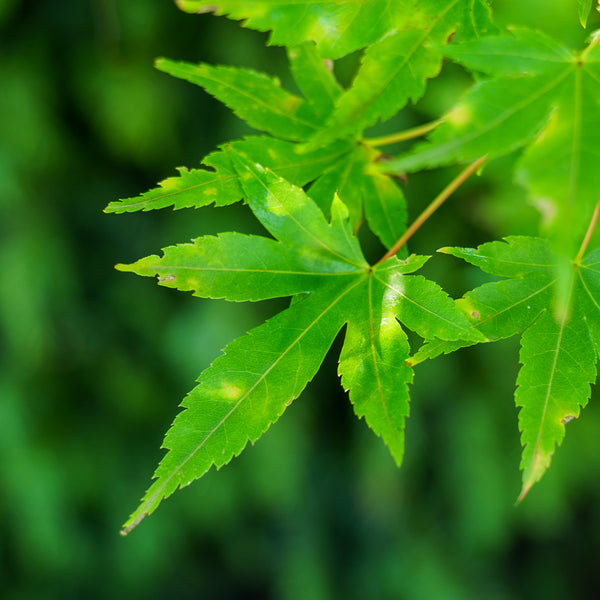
[382, 27, 600, 253]
[411, 237, 600, 497]
[106, 47, 408, 249]
[302, 0, 494, 149]
[117, 150, 483, 533]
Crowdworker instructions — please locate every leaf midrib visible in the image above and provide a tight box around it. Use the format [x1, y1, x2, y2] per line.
[193, 66, 319, 133]
[132, 275, 365, 522]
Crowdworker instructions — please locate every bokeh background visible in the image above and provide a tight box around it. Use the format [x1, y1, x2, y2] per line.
[2, 1, 600, 598]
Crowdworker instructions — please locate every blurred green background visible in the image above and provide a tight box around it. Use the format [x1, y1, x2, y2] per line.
[2, 1, 600, 598]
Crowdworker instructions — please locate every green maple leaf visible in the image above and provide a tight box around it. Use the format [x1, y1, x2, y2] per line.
[117, 150, 483, 533]
[301, 0, 494, 150]
[176, 0, 493, 61]
[176, 0, 403, 59]
[106, 46, 407, 249]
[411, 236, 600, 498]
[177, 0, 494, 152]
[383, 27, 600, 254]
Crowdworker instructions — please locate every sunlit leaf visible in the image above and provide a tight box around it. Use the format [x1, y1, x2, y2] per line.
[118, 151, 482, 532]
[411, 237, 600, 497]
[383, 28, 600, 253]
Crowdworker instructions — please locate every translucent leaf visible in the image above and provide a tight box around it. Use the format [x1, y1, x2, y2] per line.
[176, 0, 404, 59]
[441, 27, 574, 76]
[412, 236, 600, 497]
[338, 278, 412, 465]
[383, 67, 567, 173]
[119, 151, 482, 532]
[303, 0, 494, 148]
[304, 28, 444, 148]
[383, 29, 600, 252]
[116, 233, 359, 302]
[516, 305, 596, 499]
[122, 285, 351, 532]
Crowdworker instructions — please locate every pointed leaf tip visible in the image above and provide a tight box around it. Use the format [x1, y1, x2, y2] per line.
[578, 0, 593, 27]
[121, 511, 149, 536]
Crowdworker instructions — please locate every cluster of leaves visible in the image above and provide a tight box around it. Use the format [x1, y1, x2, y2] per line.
[108, 0, 600, 533]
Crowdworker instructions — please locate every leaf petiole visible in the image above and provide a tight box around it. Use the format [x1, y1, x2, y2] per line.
[376, 156, 487, 265]
[363, 120, 443, 148]
[574, 203, 600, 265]
[581, 28, 600, 61]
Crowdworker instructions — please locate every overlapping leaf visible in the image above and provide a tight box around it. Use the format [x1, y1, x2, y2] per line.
[117, 150, 483, 532]
[175, 0, 494, 152]
[302, 0, 494, 149]
[411, 237, 600, 497]
[106, 46, 408, 249]
[383, 28, 600, 252]
[176, 0, 403, 59]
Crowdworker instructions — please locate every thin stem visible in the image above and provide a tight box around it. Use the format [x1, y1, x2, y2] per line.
[574, 203, 600, 265]
[581, 29, 600, 62]
[363, 120, 443, 148]
[375, 155, 488, 266]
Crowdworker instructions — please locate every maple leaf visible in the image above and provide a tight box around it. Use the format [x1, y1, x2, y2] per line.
[175, 0, 494, 153]
[411, 236, 600, 498]
[117, 150, 483, 533]
[176, 0, 493, 61]
[176, 0, 404, 59]
[383, 27, 600, 254]
[300, 0, 494, 150]
[105, 46, 407, 249]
